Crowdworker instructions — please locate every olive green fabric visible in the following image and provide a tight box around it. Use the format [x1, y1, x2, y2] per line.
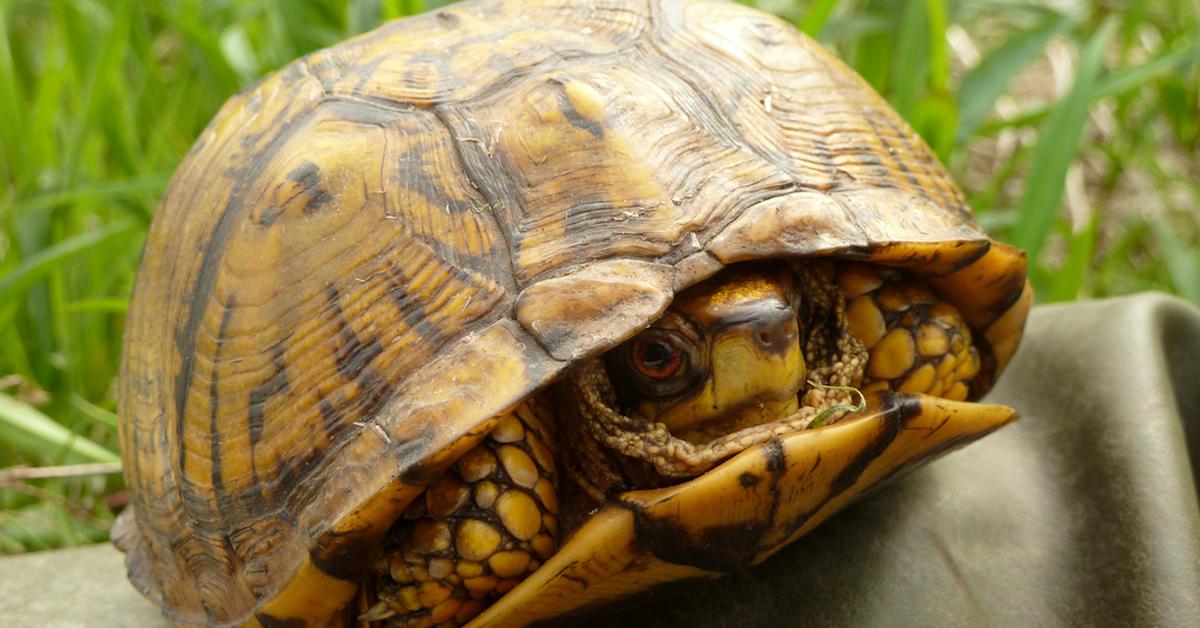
[577, 293, 1200, 627]
[0, 294, 1197, 627]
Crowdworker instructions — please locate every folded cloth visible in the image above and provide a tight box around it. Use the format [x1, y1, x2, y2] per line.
[576, 293, 1200, 627]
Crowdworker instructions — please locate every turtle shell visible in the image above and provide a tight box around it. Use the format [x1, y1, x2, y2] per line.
[114, 0, 1030, 625]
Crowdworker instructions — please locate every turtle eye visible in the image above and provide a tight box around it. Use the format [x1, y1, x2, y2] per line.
[632, 337, 683, 379]
[609, 328, 701, 399]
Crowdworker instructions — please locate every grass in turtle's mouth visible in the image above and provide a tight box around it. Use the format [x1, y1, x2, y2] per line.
[803, 382, 868, 428]
[673, 382, 868, 447]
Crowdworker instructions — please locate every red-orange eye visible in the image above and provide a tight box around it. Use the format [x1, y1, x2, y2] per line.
[632, 337, 683, 379]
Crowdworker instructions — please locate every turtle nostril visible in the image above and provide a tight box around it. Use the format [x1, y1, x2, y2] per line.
[753, 312, 799, 354]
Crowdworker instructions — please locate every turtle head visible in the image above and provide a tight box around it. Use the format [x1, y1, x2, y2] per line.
[605, 263, 808, 442]
[563, 260, 864, 492]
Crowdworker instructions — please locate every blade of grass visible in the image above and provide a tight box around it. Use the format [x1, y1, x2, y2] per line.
[852, 1, 894, 93]
[4, 173, 168, 217]
[891, 0, 928, 121]
[956, 12, 1073, 142]
[975, 40, 1200, 138]
[68, 394, 118, 430]
[0, 5, 28, 187]
[924, 0, 949, 92]
[912, 0, 955, 157]
[1151, 221, 1200, 304]
[1012, 17, 1118, 270]
[401, 0, 428, 14]
[148, 5, 242, 94]
[1047, 218, 1098, 301]
[61, 0, 130, 185]
[1095, 40, 1200, 100]
[0, 219, 138, 307]
[62, 298, 129, 314]
[381, 0, 406, 21]
[219, 24, 260, 84]
[0, 393, 119, 464]
[800, 0, 841, 39]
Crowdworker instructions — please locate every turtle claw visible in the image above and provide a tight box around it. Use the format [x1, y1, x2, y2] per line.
[359, 600, 397, 622]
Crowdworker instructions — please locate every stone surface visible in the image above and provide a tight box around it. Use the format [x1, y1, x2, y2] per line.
[0, 543, 165, 627]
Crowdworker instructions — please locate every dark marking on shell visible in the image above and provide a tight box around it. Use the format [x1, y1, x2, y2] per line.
[860, 110, 932, 206]
[762, 438, 786, 537]
[876, 112, 960, 215]
[256, 205, 279, 227]
[270, 162, 333, 216]
[980, 272, 1029, 323]
[240, 132, 263, 149]
[209, 298, 236, 500]
[436, 10, 461, 28]
[553, 82, 605, 139]
[350, 368, 392, 437]
[246, 344, 291, 452]
[320, 97, 400, 127]
[254, 612, 307, 628]
[389, 145, 472, 217]
[550, 560, 589, 591]
[936, 241, 992, 277]
[228, 514, 295, 590]
[764, 438, 786, 481]
[619, 499, 766, 573]
[738, 472, 760, 488]
[310, 525, 380, 582]
[826, 393, 913, 498]
[276, 447, 322, 513]
[287, 162, 320, 188]
[345, 55, 389, 98]
[561, 572, 590, 589]
[326, 285, 384, 381]
[318, 397, 341, 441]
[304, 190, 332, 214]
[382, 262, 441, 342]
[396, 420, 464, 486]
[807, 132, 841, 189]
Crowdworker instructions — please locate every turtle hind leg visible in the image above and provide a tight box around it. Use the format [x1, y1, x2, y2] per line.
[838, 262, 982, 401]
[363, 398, 559, 627]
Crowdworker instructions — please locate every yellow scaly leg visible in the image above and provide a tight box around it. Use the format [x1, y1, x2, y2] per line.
[363, 398, 559, 627]
[838, 262, 982, 400]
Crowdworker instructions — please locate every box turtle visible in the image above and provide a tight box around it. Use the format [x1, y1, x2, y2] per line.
[112, 0, 1031, 626]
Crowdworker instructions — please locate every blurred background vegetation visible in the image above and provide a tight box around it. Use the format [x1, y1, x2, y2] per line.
[0, 0, 1196, 553]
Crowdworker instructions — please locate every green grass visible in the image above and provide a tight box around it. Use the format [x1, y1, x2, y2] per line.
[1, 0, 1197, 553]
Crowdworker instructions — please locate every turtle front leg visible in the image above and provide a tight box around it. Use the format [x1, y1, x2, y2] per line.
[363, 398, 559, 627]
[838, 262, 982, 400]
